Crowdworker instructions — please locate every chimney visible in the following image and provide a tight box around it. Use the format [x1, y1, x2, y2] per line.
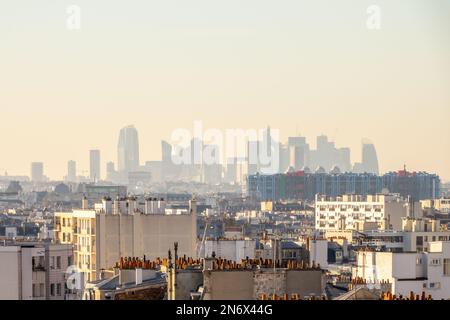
[151, 198, 157, 213]
[81, 196, 88, 210]
[113, 196, 120, 215]
[189, 197, 197, 215]
[127, 197, 137, 215]
[203, 257, 216, 271]
[144, 197, 152, 214]
[158, 198, 166, 214]
[135, 268, 143, 285]
[102, 197, 112, 214]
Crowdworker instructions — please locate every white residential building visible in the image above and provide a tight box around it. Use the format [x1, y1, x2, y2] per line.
[315, 194, 421, 232]
[353, 241, 450, 299]
[357, 217, 450, 252]
[421, 198, 450, 214]
[203, 239, 256, 262]
[307, 238, 328, 269]
[0, 243, 73, 300]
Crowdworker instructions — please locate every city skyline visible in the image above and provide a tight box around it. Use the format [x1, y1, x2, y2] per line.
[1, 0, 449, 180]
[2, 0, 450, 304]
[0, 125, 443, 182]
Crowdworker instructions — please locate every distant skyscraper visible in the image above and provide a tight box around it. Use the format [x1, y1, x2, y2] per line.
[247, 140, 259, 175]
[106, 161, 115, 174]
[118, 125, 140, 174]
[337, 148, 351, 172]
[289, 141, 306, 171]
[279, 144, 290, 173]
[161, 140, 174, 178]
[224, 157, 237, 183]
[31, 162, 44, 182]
[106, 161, 117, 182]
[362, 140, 379, 175]
[161, 140, 172, 163]
[67, 160, 77, 182]
[288, 136, 309, 171]
[90, 150, 101, 181]
[202, 144, 222, 184]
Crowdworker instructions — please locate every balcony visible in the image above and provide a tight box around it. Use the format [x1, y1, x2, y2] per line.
[32, 265, 46, 272]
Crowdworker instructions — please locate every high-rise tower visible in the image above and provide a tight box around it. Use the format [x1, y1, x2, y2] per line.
[117, 125, 140, 174]
[361, 139, 379, 175]
[89, 150, 101, 181]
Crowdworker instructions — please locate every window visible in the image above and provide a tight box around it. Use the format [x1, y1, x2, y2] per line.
[50, 284, 55, 296]
[430, 258, 441, 266]
[444, 259, 450, 276]
[57, 256, 61, 269]
[39, 284, 44, 297]
[56, 283, 61, 296]
[32, 284, 37, 297]
[416, 258, 422, 265]
[429, 282, 441, 289]
[68, 256, 73, 266]
[51, 256, 55, 269]
[416, 236, 423, 246]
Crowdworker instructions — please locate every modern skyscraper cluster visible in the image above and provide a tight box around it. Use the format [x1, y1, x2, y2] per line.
[279, 135, 379, 175]
[152, 138, 224, 184]
[29, 127, 379, 185]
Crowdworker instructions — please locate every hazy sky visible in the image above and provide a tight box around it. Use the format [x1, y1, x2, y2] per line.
[1, 0, 449, 180]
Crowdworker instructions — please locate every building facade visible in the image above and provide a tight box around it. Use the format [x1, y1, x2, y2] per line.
[352, 241, 450, 299]
[315, 194, 421, 232]
[55, 197, 197, 282]
[0, 243, 73, 300]
[248, 170, 440, 201]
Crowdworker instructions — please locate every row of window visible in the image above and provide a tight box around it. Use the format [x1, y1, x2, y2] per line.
[61, 217, 72, 227]
[32, 283, 63, 297]
[32, 256, 72, 270]
[62, 232, 72, 242]
[50, 256, 62, 269]
[416, 236, 450, 246]
[317, 205, 383, 211]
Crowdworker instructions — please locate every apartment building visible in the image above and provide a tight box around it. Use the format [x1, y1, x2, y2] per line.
[203, 239, 256, 262]
[55, 197, 197, 282]
[0, 242, 73, 300]
[421, 198, 450, 214]
[350, 217, 450, 253]
[352, 241, 450, 299]
[315, 194, 420, 232]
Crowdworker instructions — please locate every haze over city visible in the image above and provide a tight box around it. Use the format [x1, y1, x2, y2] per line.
[1, 0, 449, 180]
[2, 0, 450, 307]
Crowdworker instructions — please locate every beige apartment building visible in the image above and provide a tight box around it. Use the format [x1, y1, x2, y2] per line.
[55, 197, 197, 282]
